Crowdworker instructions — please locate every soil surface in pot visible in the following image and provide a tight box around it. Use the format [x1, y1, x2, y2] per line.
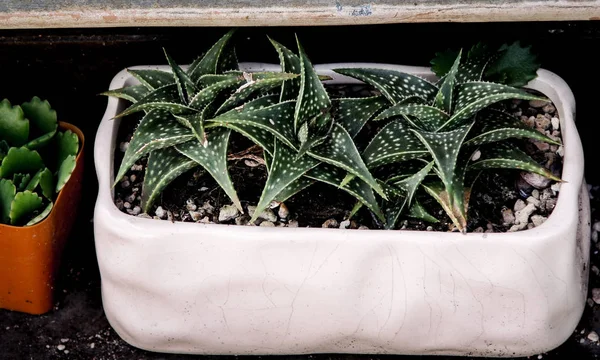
[113, 86, 563, 233]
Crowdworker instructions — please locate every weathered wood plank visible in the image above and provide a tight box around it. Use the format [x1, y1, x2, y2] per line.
[0, 1, 600, 28]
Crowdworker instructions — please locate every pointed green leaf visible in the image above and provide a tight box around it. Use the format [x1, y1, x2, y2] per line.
[334, 96, 388, 138]
[188, 30, 236, 83]
[164, 48, 198, 104]
[174, 112, 206, 146]
[0, 178, 16, 224]
[0, 147, 44, 178]
[252, 140, 319, 222]
[210, 101, 297, 149]
[25, 125, 57, 150]
[363, 120, 428, 168]
[464, 110, 560, 147]
[100, 85, 150, 104]
[196, 72, 242, 87]
[430, 49, 460, 78]
[217, 39, 239, 73]
[273, 176, 315, 203]
[468, 142, 561, 181]
[21, 96, 58, 135]
[294, 37, 331, 132]
[56, 129, 79, 170]
[115, 110, 194, 184]
[141, 147, 198, 212]
[309, 124, 385, 199]
[407, 200, 439, 223]
[188, 77, 245, 111]
[115, 84, 196, 118]
[374, 103, 450, 132]
[128, 69, 174, 90]
[56, 155, 76, 192]
[175, 128, 242, 212]
[392, 161, 434, 207]
[305, 164, 384, 221]
[333, 68, 438, 104]
[0, 99, 29, 147]
[26, 201, 53, 226]
[422, 181, 469, 232]
[439, 82, 547, 131]
[268, 37, 301, 102]
[434, 50, 461, 113]
[9, 190, 43, 225]
[26, 167, 54, 199]
[296, 111, 333, 158]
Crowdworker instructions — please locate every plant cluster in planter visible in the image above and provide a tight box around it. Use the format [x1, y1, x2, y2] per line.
[0, 97, 79, 226]
[106, 31, 562, 233]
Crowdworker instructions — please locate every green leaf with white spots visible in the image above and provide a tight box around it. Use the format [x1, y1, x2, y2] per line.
[115, 110, 194, 184]
[375, 159, 432, 183]
[434, 50, 461, 113]
[296, 111, 333, 158]
[333, 96, 388, 138]
[217, 39, 239, 73]
[164, 49, 198, 104]
[188, 30, 236, 83]
[273, 176, 315, 203]
[9, 190, 43, 225]
[25, 125, 57, 150]
[128, 69, 175, 90]
[374, 103, 450, 132]
[175, 128, 242, 212]
[305, 163, 384, 221]
[26, 167, 53, 199]
[333, 68, 438, 104]
[377, 182, 408, 229]
[115, 84, 196, 118]
[100, 85, 150, 104]
[422, 181, 470, 232]
[13, 173, 31, 192]
[464, 110, 560, 147]
[407, 200, 438, 223]
[0, 178, 15, 224]
[391, 161, 434, 207]
[56, 155, 76, 193]
[56, 129, 79, 170]
[294, 37, 332, 132]
[174, 112, 206, 146]
[362, 120, 428, 169]
[309, 123, 385, 199]
[26, 202, 53, 226]
[252, 140, 320, 222]
[196, 72, 242, 88]
[140, 147, 198, 212]
[188, 77, 245, 111]
[210, 101, 298, 149]
[439, 82, 546, 131]
[216, 72, 299, 115]
[468, 142, 561, 181]
[0, 147, 44, 178]
[21, 96, 58, 135]
[268, 37, 301, 102]
[0, 99, 29, 147]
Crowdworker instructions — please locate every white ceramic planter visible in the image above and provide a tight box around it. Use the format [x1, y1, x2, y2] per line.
[94, 63, 590, 357]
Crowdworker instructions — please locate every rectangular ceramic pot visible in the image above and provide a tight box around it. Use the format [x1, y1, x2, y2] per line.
[94, 63, 590, 357]
[0, 122, 85, 315]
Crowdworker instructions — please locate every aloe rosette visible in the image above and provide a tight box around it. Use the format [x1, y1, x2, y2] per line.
[0, 97, 79, 226]
[335, 44, 560, 232]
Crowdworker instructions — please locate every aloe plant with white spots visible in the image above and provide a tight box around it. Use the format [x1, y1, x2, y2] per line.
[0, 97, 79, 226]
[336, 47, 561, 232]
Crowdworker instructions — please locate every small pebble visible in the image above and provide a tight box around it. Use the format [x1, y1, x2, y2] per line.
[130, 206, 141, 215]
[202, 201, 215, 214]
[60, 338, 69, 343]
[123, 202, 132, 209]
[119, 141, 129, 152]
[592, 266, 600, 276]
[358, 225, 369, 230]
[502, 208, 515, 225]
[543, 103, 556, 114]
[186, 199, 197, 211]
[588, 331, 599, 342]
[593, 222, 600, 233]
[57, 345, 66, 351]
[322, 219, 339, 228]
[551, 183, 561, 194]
[592, 231, 598, 243]
[218, 205, 240, 222]
[514, 203, 536, 226]
[592, 288, 600, 304]
[556, 146, 565, 157]
[235, 216, 250, 226]
[529, 99, 549, 108]
[137, 213, 152, 219]
[167, 211, 174, 222]
[199, 187, 209, 191]
[247, 206, 277, 222]
[129, 174, 137, 183]
[531, 189, 540, 199]
[521, 172, 552, 190]
[339, 220, 351, 229]
[125, 193, 136, 203]
[189, 211, 203, 222]
[278, 203, 290, 219]
[115, 199, 124, 210]
[120, 180, 131, 189]
[514, 199, 527, 212]
[531, 215, 547, 227]
[526, 196, 541, 208]
[288, 220, 299, 228]
[551, 117, 560, 130]
[131, 164, 143, 171]
[155, 206, 166, 219]
[260, 221, 275, 227]
[198, 216, 211, 224]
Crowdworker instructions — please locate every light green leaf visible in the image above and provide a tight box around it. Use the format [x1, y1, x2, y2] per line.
[0, 99, 29, 147]
[0, 147, 44, 179]
[26, 202, 53, 226]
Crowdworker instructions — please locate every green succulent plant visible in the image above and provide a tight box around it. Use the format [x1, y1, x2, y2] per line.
[0, 97, 79, 226]
[335, 46, 560, 232]
[106, 31, 388, 223]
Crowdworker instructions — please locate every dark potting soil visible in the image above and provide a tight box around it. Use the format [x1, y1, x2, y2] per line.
[112, 86, 562, 233]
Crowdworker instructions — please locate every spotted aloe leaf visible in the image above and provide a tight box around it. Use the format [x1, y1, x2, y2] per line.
[188, 30, 236, 83]
[210, 101, 297, 149]
[334, 96, 388, 138]
[215, 72, 299, 115]
[432, 43, 491, 84]
[378, 182, 408, 229]
[252, 140, 320, 222]
[26, 167, 54, 199]
[422, 181, 470, 232]
[176, 128, 242, 212]
[188, 77, 245, 111]
[196, 72, 242, 87]
[309, 123, 386, 199]
[273, 176, 315, 203]
[362, 120, 428, 169]
[296, 111, 333, 158]
[174, 112, 206, 146]
[434, 50, 461, 113]
[140, 147, 198, 212]
[391, 161, 434, 207]
[438, 82, 547, 131]
[374, 103, 450, 132]
[305, 164, 384, 221]
[128, 69, 174, 90]
[13, 173, 31, 192]
[407, 200, 438, 223]
[0, 147, 44, 179]
[100, 85, 150, 104]
[333, 68, 438, 104]
[26, 202, 53, 226]
[468, 142, 561, 181]
[115, 84, 197, 118]
[268, 37, 301, 102]
[294, 37, 331, 134]
[115, 110, 194, 184]
[164, 49, 198, 104]
[0, 99, 29, 147]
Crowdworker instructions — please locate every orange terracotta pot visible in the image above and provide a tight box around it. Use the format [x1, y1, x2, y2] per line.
[0, 122, 84, 315]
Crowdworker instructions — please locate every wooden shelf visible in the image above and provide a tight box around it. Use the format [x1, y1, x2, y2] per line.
[1, 0, 600, 29]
